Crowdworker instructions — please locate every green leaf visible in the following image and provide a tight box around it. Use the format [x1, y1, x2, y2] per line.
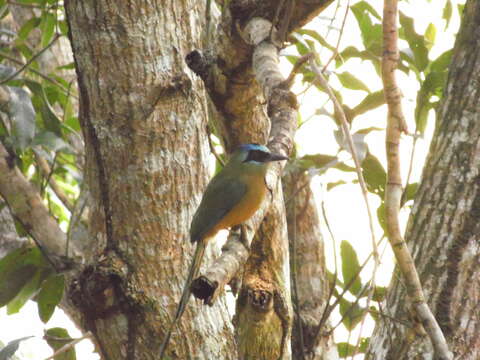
[296, 154, 356, 173]
[399, 12, 429, 71]
[336, 338, 370, 358]
[337, 342, 356, 358]
[415, 71, 447, 133]
[430, 50, 453, 73]
[355, 127, 383, 135]
[45, 327, 76, 360]
[424, 23, 436, 50]
[7, 268, 52, 314]
[24, 80, 62, 136]
[327, 180, 347, 191]
[337, 46, 378, 65]
[372, 286, 387, 302]
[58, 20, 69, 36]
[37, 274, 65, 323]
[0, 336, 34, 360]
[340, 240, 362, 296]
[298, 154, 337, 169]
[351, 90, 385, 118]
[361, 152, 386, 197]
[16, 17, 41, 42]
[351, 3, 382, 55]
[336, 72, 370, 93]
[285, 55, 299, 66]
[0, 264, 37, 307]
[443, 0, 452, 30]
[404, 182, 418, 202]
[339, 297, 365, 330]
[297, 29, 335, 52]
[377, 202, 386, 232]
[40, 13, 56, 48]
[0, 246, 50, 307]
[291, 33, 310, 56]
[56, 62, 75, 71]
[350, 0, 381, 20]
[337, 338, 369, 357]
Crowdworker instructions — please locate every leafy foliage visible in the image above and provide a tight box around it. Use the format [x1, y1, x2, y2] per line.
[0, 0, 82, 356]
[0, 336, 33, 360]
[45, 327, 77, 360]
[287, 0, 461, 354]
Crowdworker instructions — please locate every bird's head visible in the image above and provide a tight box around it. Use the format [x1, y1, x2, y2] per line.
[230, 144, 289, 170]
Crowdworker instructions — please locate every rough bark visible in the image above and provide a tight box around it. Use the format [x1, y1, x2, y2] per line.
[64, 1, 234, 359]
[367, 1, 480, 358]
[283, 170, 338, 360]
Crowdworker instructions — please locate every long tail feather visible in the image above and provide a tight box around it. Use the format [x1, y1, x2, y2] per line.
[159, 241, 206, 359]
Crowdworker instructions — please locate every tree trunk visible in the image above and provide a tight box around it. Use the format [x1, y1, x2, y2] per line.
[368, 1, 480, 358]
[64, 1, 235, 359]
[283, 171, 338, 360]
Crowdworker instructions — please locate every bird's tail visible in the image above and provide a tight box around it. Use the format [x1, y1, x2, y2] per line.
[159, 241, 206, 359]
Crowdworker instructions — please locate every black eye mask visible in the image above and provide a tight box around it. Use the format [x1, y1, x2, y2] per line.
[245, 149, 270, 162]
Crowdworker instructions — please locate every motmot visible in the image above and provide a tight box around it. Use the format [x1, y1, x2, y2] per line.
[159, 143, 288, 358]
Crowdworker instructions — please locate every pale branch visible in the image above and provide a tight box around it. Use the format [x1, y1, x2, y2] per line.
[321, 0, 350, 72]
[382, 1, 452, 359]
[0, 143, 75, 270]
[191, 231, 249, 304]
[309, 59, 381, 355]
[246, 17, 297, 154]
[187, 17, 297, 304]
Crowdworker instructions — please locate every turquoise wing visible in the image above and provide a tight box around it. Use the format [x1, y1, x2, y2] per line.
[190, 174, 247, 243]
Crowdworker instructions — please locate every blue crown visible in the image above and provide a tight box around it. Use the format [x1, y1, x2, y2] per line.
[237, 143, 270, 153]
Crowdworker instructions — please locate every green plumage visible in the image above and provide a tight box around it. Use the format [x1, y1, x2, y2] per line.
[190, 173, 248, 243]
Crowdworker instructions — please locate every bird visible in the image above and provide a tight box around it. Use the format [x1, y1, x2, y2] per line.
[159, 143, 288, 358]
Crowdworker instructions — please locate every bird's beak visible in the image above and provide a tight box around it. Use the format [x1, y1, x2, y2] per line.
[266, 153, 289, 162]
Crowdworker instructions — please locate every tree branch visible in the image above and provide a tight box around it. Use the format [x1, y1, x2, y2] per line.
[34, 152, 75, 212]
[382, 1, 452, 359]
[188, 16, 296, 305]
[0, 143, 75, 270]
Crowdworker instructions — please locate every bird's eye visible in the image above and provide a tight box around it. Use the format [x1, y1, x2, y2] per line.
[246, 150, 269, 162]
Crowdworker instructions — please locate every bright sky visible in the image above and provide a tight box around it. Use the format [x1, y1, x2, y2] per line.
[0, 0, 464, 359]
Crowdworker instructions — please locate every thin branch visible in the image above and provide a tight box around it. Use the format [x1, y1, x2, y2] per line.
[43, 332, 92, 360]
[283, 52, 314, 87]
[0, 51, 77, 98]
[322, 0, 350, 72]
[382, 1, 452, 359]
[329, 282, 369, 333]
[309, 58, 380, 348]
[34, 151, 74, 212]
[0, 34, 61, 85]
[317, 236, 386, 338]
[318, 0, 341, 58]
